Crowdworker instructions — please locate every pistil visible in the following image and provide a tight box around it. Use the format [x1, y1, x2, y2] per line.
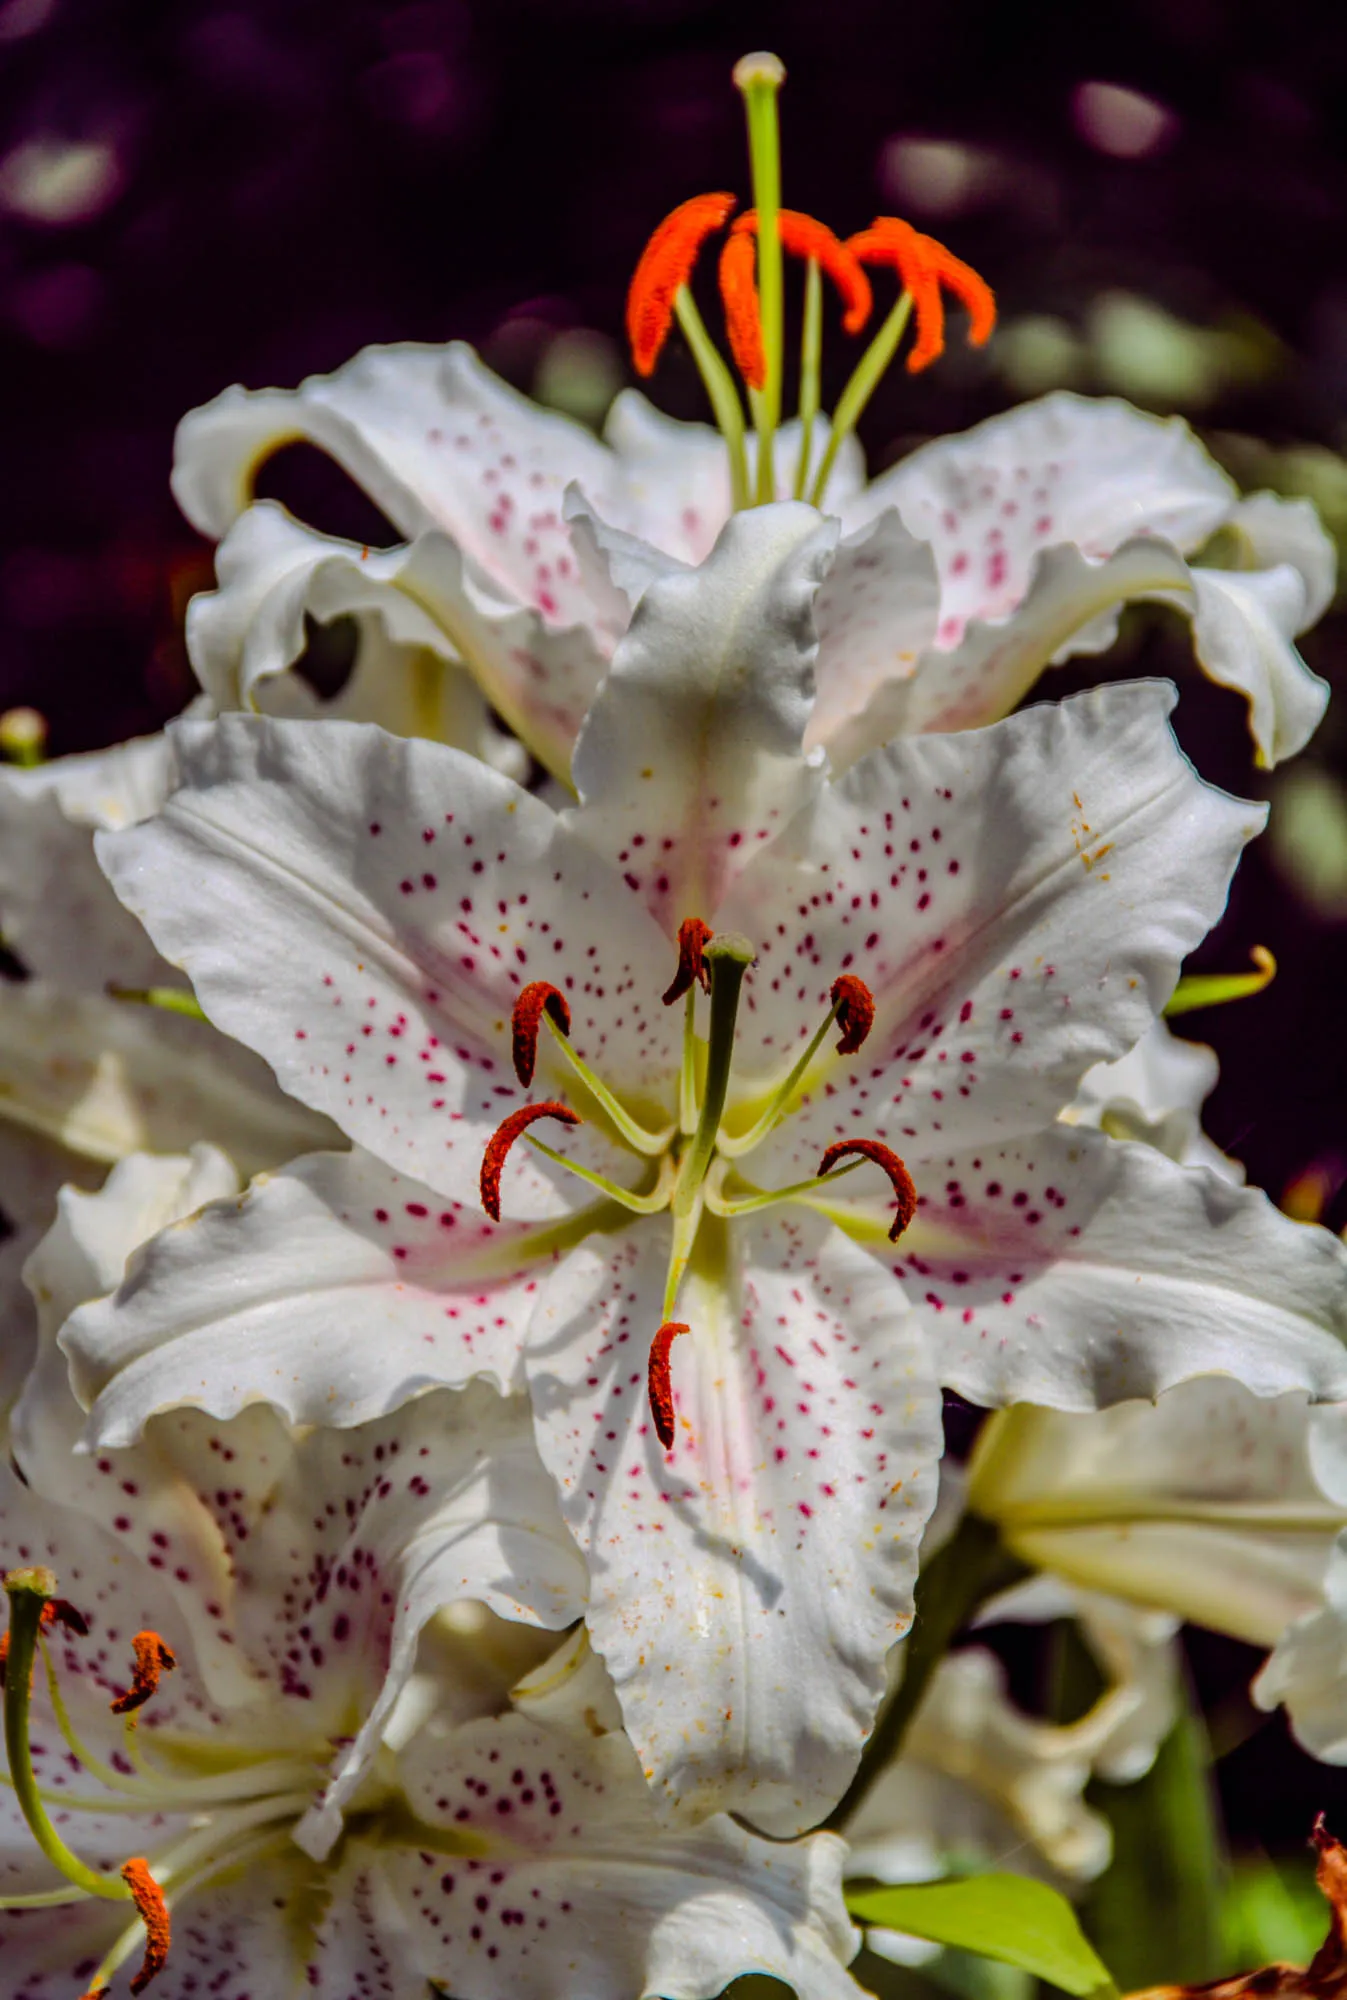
[733, 52, 786, 502]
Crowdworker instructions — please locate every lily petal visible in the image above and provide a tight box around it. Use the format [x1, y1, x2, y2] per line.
[525, 1210, 941, 1835]
[65, 1147, 563, 1441]
[1187, 561, 1330, 768]
[97, 716, 681, 1212]
[569, 502, 837, 928]
[1066, 1019, 1242, 1182]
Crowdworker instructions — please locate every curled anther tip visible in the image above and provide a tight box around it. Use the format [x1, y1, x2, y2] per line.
[479, 1100, 581, 1221]
[511, 981, 571, 1088]
[817, 1137, 918, 1241]
[111, 1631, 177, 1718]
[662, 916, 715, 1006]
[122, 1857, 171, 1995]
[733, 50, 786, 89]
[627, 192, 738, 378]
[648, 1322, 691, 1450]
[830, 974, 876, 1055]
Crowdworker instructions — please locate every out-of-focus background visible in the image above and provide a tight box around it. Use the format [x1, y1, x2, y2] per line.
[2, 0, 1345, 1968]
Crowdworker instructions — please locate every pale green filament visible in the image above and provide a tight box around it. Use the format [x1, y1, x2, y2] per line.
[541, 1013, 675, 1156]
[809, 290, 914, 509]
[793, 256, 823, 500]
[717, 993, 845, 1160]
[3, 1573, 133, 1905]
[525, 1138, 675, 1215]
[704, 1156, 862, 1221]
[107, 983, 209, 1022]
[735, 53, 786, 503]
[674, 288, 751, 510]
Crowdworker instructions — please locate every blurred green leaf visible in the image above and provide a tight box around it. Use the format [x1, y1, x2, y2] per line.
[1221, 1856, 1329, 1972]
[846, 1877, 1114, 1997]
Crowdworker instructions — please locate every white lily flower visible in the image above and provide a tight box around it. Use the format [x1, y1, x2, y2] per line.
[2, 1150, 862, 2000]
[1064, 1017, 1244, 1182]
[85, 503, 1347, 1836]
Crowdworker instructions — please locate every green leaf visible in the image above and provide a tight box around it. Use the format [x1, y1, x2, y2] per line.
[845, 1876, 1115, 1998]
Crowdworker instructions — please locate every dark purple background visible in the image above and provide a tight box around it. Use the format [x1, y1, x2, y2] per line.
[3, 0, 1346, 1865]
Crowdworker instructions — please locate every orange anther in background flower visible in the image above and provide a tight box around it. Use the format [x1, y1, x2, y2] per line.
[830, 974, 876, 1055]
[110, 1631, 177, 1718]
[648, 1321, 690, 1449]
[662, 916, 715, 1006]
[627, 192, 738, 377]
[480, 1101, 582, 1221]
[121, 1857, 171, 1995]
[818, 1137, 918, 1240]
[511, 981, 572, 1087]
[849, 218, 995, 373]
[718, 209, 873, 392]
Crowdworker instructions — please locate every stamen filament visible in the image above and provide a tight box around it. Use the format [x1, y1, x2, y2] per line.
[662, 1194, 705, 1323]
[38, 1634, 136, 1796]
[673, 288, 751, 510]
[4, 1572, 132, 1904]
[705, 1157, 863, 1219]
[734, 53, 786, 503]
[106, 984, 208, 1022]
[541, 1015, 675, 1156]
[525, 1137, 675, 1214]
[809, 290, 913, 508]
[718, 999, 842, 1159]
[794, 255, 823, 500]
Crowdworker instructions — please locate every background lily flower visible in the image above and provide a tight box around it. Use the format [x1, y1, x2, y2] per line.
[85, 503, 1347, 1838]
[171, 338, 1334, 786]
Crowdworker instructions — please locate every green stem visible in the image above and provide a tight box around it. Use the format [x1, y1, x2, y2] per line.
[794, 256, 823, 499]
[674, 288, 750, 510]
[735, 52, 786, 503]
[809, 291, 913, 509]
[823, 1514, 1027, 1831]
[3, 1573, 130, 1903]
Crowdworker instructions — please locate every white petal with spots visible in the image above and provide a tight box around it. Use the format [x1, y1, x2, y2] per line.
[97, 716, 682, 1213]
[525, 1211, 941, 1835]
[67, 1147, 562, 1440]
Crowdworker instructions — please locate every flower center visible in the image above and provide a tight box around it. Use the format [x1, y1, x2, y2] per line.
[479, 916, 917, 1453]
[624, 50, 996, 513]
[0, 1568, 353, 1998]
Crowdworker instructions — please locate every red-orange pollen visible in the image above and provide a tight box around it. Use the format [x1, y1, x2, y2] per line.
[661, 915, 715, 1006]
[648, 1322, 690, 1449]
[110, 1631, 177, 1719]
[122, 1857, 171, 1996]
[830, 974, 876, 1055]
[818, 1138, 918, 1241]
[849, 217, 996, 374]
[480, 1101, 582, 1221]
[511, 981, 572, 1088]
[719, 208, 874, 391]
[0, 1596, 86, 1691]
[626, 193, 738, 377]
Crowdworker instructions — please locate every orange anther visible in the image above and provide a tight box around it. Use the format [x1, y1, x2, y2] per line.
[648, 1322, 690, 1449]
[818, 1137, 918, 1240]
[662, 916, 715, 1006]
[511, 981, 571, 1088]
[850, 218, 995, 374]
[627, 193, 738, 377]
[122, 1857, 171, 1995]
[480, 1101, 581, 1221]
[718, 224, 767, 390]
[830, 974, 876, 1055]
[111, 1631, 177, 1718]
[1, 1597, 86, 1690]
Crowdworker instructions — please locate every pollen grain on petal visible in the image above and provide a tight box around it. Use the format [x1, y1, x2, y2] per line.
[110, 1632, 177, 1718]
[627, 192, 737, 377]
[648, 1321, 690, 1450]
[718, 221, 766, 391]
[818, 1137, 918, 1240]
[480, 1101, 581, 1221]
[662, 916, 715, 1006]
[121, 1857, 171, 1996]
[831, 974, 876, 1055]
[511, 981, 572, 1088]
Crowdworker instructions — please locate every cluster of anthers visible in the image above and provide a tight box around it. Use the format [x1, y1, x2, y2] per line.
[480, 918, 917, 1452]
[624, 52, 996, 512]
[1, 1568, 175, 1998]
